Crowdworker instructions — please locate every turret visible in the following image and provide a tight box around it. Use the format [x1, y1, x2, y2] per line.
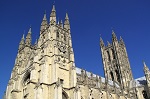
[25, 27, 32, 46]
[64, 13, 70, 31]
[50, 5, 56, 25]
[18, 34, 25, 51]
[40, 11, 48, 34]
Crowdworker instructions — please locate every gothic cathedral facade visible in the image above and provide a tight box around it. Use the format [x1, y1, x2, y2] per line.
[4, 5, 150, 99]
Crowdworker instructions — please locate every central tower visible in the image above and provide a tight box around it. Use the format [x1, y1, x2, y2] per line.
[100, 31, 133, 89]
[6, 5, 77, 99]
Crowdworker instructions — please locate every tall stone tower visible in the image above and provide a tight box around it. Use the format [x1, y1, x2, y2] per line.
[100, 30, 133, 89]
[5, 5, 77, 99]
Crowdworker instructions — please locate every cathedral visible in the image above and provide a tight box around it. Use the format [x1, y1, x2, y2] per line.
[4, 5, 150, 99]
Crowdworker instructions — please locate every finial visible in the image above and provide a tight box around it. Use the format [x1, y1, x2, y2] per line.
[143, 61, 147, 68]
[52, 4, 55, 11]
[107, 41, 111, 46]
[120, 36, 124, 43]
[112, 29, 117, 41]
[35, 39, 38, 44]
[60, 20, 63, 24]
[65, 13, 69, 19]
[60, 20, 63, 27]
[120, 36, 122, 40]
[100, 37, 104, 47]
[43, 11, 47, 20]
[112, 29, 115, 34]
[28, 26, 32, 33]
[22, 34, 25, 39]
[57, 20, 60, 25]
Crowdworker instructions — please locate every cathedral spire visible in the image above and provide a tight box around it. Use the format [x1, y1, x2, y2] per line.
[50, 5, 56, 25]
[64, 13, 70, 30]
[25, 27, 32, 46]
[40, 11, 48, 34]
[18, 34, 25, 50]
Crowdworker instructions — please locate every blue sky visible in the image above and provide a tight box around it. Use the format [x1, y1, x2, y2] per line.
[0, 0, 150, 98]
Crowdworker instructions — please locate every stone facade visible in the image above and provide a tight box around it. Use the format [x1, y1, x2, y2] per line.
[4, 5, 150, 99]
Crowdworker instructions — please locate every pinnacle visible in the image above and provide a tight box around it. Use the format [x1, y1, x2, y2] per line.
[57, 20, 60, 24]
[120, 36, 124, 43]
[107, 41, 111, 45]
[143, 61, 147, 67]
[60, 20, 63, 24]
[100, 37, 103, 42]
[100, 37, 104, 47]
[65, 13, 69, 19]
[22, 34, 25, 40]
[112, 29, 116, 36]
[43, 12, 47, 20]
[112, 30, 117, 41]
[50, 5, 56, 18]
[28, 26, 32, 33]
[52, 5, 56, 12]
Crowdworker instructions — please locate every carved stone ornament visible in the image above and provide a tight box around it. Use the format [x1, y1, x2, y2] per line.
[74, 84, 80, 92]
[55, 78, 62, 88]
[57, 42, 67, 53]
